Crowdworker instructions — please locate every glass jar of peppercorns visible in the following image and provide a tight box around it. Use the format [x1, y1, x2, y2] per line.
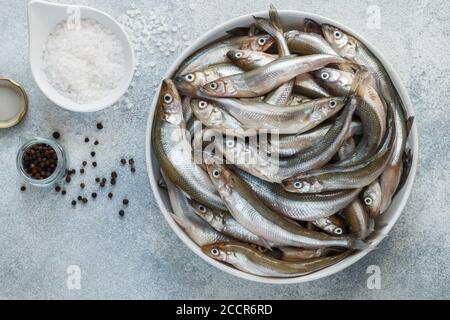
[16, 137, 68, 187]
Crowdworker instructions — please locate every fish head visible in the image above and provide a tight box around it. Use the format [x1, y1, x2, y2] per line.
[202, 243, 228, 262]
[206, 161, 234, 196]
[362, 181, 382, 217]
[312, 97, 346, 120]
[227, 49, 253, 65]
[174, 71, 207, 96]
[157, 79, 184, 125]
[282, 176, 323, 193]
[200, 79, 232, 97]
[190, 99, 225, 127]
[191, 200, 215, 224]
[314, 68, 354, 95]
[322, 24, 357, 60]
[244, 34, 275, 51]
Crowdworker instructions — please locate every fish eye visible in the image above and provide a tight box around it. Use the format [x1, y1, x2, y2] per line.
[164, 94, 173, 103]
[334, 31, 342, 39]
[213, 169, 221, 178]
[209, 82, 218, 90]
[321, 72, 330, 80]
[199, 101, 208, 109]
[185, 74, 195, 82]
[335, 228, 343, 235]
[198, 205, 206, 213]
[329, 100, 337, 108]
[210, 248, 220, 256]
[235, 52, 243, 58]
[258, 37, 266, 45]
[364, 197, 373, 206]
[293, 181, 303, 189]
[226, 139, 236, 148]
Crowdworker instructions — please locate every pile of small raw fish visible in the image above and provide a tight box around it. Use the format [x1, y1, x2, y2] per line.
[152, 6, 413, 278]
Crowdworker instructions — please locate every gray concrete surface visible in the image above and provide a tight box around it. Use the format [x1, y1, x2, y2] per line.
[0, 0, 448, 300]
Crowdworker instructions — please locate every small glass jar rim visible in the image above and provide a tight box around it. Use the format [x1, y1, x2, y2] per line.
[16, 137, 66, 185]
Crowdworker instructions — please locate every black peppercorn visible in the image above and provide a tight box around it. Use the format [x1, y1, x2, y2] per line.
[72, 200, 77, 206]
[85, 137, 90, 143]
[119, 210, 125, 217]
[66, 175, 72, 183]
[131, 167, 136, 174]
[95, 177, 101, 183]
[20, 186, 26, 192]
[55, 186, 61, 192]
[92, 162, 97, 167]
[91, 152, 96, 157]
[111, 179, 116, 186]
[108, 192, 113, 199]
[111, 171, 118, 179]
[92, 193, 97, 199]
[123, 199, 129, 205]
[62, 190, 67, 196]
[82, 161, 87, 167]
[94, 140, 99, 146]
[129, 159, 135, 165]
[80, 183, 85, 189]
[121, 159, 127, 165]
[97, 122, 103, 130]
[78, 196, 82, 201]
[80, 169, 85, 175]
[53, 132, 60, 139]
[82, 198, 88, 204]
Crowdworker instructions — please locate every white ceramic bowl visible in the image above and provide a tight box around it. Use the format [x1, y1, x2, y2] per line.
[145, 10, 419, 284]
[28, 0, 135, 113]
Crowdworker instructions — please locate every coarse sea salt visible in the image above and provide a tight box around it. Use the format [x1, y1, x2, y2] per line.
[42, 19, 126, 105]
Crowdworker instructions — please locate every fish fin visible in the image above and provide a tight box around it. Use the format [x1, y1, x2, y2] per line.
[226, 27, 252, 36]
[349, 67, 370, 96]
[248, 23, 257, 36]
[259, 238, 274, 251]
[158, 177, 168, 190]
[304, 18, 323, 35]
[269, 4, 284, 34]
[397, 148, 413, 193]
[406, 116, 415, 138]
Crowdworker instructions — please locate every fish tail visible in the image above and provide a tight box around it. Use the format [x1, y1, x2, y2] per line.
[269, 4, 284, 34]
[349, 238, 375, 251]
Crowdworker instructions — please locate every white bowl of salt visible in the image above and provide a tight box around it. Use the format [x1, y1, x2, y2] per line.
[28, 0, 135, 113]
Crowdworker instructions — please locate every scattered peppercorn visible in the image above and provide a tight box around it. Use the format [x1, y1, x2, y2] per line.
[92, 162, 97, 167]
[22, 143, 58, 180]
[62, 190, 67, 196]
[111, 171, 118, 179]
[53, 132, 60, 139]
[123, 199, 129, 205]
[94, 140, 99, 146]
[97, 122, 103, 130]
[82, 161, 87, 167]
[80, 169, 85, 175]
[95, 177, 101, 183]
[66, 175, 72, 183]
[111, 178, 116, 186]
[82, 198, 88, 204]
[131, 167, 136, 174]
[20, 186, 26, 192]
[72, 200, 77, 206]
[78, 196, 82, 201]
[91, 151, 96, 157]
[129, 159, 135, 165]
[55, 186, 61, 192]
[80, 183, 85, 189]
[121, 159, 127, 165]
[92, 193, 97, 199]
[108, 192, 113, 199]
[119, 210, 125, 217]
[100, 181, 106, 188]
[85, 137, 90, 143]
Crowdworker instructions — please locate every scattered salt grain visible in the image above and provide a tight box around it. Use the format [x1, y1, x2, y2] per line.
[42, 19, 126, 104]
